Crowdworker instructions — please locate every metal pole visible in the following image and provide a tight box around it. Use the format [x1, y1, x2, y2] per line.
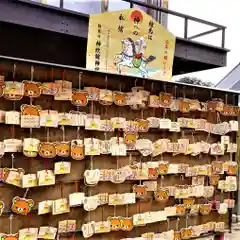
[184, 17, 188, 39]
[130, 0, 134, 8]
[60, 0, 63, 8]
[221, 28, 225, 48]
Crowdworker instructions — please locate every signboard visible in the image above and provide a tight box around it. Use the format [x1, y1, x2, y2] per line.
[86, 8, 176, 81]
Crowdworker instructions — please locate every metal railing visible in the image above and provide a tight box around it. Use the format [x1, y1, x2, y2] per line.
[27, 0, 227, 48]
[123, 0, 226, 48]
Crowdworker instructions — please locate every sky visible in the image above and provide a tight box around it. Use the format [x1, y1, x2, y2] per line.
[168, 0, 240, 85]
[35, 0, 239, 85]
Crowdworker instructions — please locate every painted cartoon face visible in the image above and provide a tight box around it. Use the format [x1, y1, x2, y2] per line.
[1, 234, 18, 240]
[154, 189, 169, 201]
[21, 105, 40, 116]
[23, 150, 38, 158]
[181, 100, 191, 113]
[174, 231, 181, 240]
[148, 168, 158, 179]
[11, 197, 34, 215]
[0, 84, 4, 98]
[4, 82, 24, 100]
[176, 205, 185, 216]
[133, 184, 147, 199]
[71, 145, 84, 160]
[39, 142, 56, 158]
[72, 90, 88, 106]
[23, 81, 41, 98]
[113, 92, 127, 106]
[55, 142, 70, 157]
[181, 228, 193, 239]
[200, 204, 212, 215]
[212, 161, 223, 174]
[159, 92, 173, 107]
[137, 119, 149, 132]
[121, 217, 133, 231]
[124, 132, 137, 145]
[108, 217, 122, 231]
[158, 163, 169, 175]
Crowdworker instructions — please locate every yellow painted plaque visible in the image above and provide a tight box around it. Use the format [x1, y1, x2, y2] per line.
[86, 8, 176, 80]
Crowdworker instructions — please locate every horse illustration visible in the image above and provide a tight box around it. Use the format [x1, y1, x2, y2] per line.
[113, 37, 156, 77]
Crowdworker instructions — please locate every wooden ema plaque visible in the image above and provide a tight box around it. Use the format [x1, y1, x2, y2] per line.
[0, 59, 237, 240]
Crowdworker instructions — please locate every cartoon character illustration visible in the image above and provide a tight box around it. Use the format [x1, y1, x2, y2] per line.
[124, 132, 138, 146]
[113, 91, 127, 106]
[137, 119, 149, 132]
[39, 142, 56, 158]
[4, 82, 24, 100]
[71, 90, 88, 106]
[181, 228, 193, 240]
[133, 184, 147, 199]
[11, 197, 34, 215]
[108, 216, 122, 231]
[158, 162, 169, 175]
[121, 217, 133, 231]
[199, 204, 212, 216]
[71, 142, 84, 160]
[148, 167, 158, 180]
[174, 231, 181, 240]
[154, 188, 169, 201]
[3, 168, 24, 187]
[23, 81, 42, 98]
[175, 204, 186, 216]
[1, 234, 19, 240]
[0, 84, 5, 98]
[55, 142, 70, 157]
[114, 37, 156, 77]
[0, 200, 5, 215]
[159, 92, 173, 108]
[21, 105, 41, 116]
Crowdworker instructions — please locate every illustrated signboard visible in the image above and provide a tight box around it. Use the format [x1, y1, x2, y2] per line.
[86, 8, 176, 81]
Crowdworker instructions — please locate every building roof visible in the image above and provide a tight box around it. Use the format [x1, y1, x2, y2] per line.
[216, 62, 240, 90]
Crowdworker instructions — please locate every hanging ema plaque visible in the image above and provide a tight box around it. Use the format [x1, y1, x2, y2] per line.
[86, 8, 176, 80]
